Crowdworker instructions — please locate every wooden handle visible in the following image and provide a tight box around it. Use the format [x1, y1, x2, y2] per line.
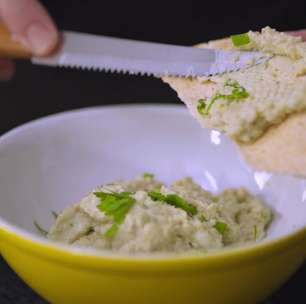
[0, 23, 31, 59]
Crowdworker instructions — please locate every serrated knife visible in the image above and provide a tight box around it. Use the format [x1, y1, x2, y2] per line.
[0, 24, 269, 77]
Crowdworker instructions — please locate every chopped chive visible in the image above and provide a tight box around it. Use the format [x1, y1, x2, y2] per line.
[214, 221, 228, 234]
[231, 33, 250, 46]
[33, 221, 48, 236]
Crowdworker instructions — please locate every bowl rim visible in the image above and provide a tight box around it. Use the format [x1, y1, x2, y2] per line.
[0, 104, 306, 273]
[1, 219, 306, 273]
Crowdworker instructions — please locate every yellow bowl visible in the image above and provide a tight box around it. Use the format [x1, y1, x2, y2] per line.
[1, 224, 306, 304]
[1, 105, 306, 304]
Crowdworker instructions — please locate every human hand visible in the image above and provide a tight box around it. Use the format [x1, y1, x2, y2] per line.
[289, 30, 306, 41]
[0, 0, 59, 80]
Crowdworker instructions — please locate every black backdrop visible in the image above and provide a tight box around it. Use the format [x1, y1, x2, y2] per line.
[1, 0, 306, 302]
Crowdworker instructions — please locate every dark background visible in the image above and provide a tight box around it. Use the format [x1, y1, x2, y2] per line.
[1, 0, 306, 302]
[2, 0, 306, 135]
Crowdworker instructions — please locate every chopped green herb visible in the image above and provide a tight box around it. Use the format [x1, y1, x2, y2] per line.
[253, 225, 258, 240]
[234, 211, 241, 223]
[104, 223, 119, 238]
[51, 210, 58, 219]
[224, 79, 249, 100]
[197, 99, 207, 115]
[199, 215, 207, 222]
[149, 191, 166, 202]
[94, 191, 136, 237]
[148, 191, 197, 216]
[231, 33, 250, 46]
[205, 94, 221, 115]
[33, 221, 48, 236]
[166, 194, 198, 216]
[198, 79, 249, 116]
[143, 172, 154, 178]
[214, 221, 228, 234]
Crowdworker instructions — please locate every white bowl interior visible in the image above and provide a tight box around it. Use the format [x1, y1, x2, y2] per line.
[0, 105, 306, 242]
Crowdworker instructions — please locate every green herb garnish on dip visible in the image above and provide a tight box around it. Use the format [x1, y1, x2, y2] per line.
[214, 221, 228, 234]
[224, 79, 249, 100]
[104, 223, 119, 238]
[148, 191, 197, 216]
[34, 221, 48, 236]
[51, 210, 59, 219]
[197, 99, 207, 115]
[253, 225, 258, 240]
[199, 215, 207, 222]
[94, 191, 136, 237]
[143, 172, 154, 178]
[197, 79, 249, 116]
[148, 191, 166, 202]
[231, 33, 250, 46]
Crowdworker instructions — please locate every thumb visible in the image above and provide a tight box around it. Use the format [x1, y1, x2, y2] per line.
[289, 30, 306, 41]
[0, 0, 59, 56]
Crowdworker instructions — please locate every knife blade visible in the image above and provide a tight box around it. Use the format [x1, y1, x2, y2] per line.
[32, 31, 270, 77]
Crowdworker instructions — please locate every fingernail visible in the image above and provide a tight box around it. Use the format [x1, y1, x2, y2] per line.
[26, 22, 57, 56]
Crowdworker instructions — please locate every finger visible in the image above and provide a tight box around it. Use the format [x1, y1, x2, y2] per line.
[0, 58, 15, 81]
[288, 30, 306, 41]
[0, 0, 59, 56]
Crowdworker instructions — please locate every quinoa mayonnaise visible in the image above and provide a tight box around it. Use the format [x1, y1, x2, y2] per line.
[46, 174, 272, 254]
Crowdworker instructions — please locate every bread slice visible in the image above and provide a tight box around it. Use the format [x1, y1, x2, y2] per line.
[239, 112, 306, 177]
[163, 38, 306, 177]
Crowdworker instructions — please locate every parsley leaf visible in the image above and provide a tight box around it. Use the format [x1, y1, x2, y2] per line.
[33, 221, 48, 236]
[214, 221, 228, 234]
[224, 79, 249, 100]
[197, 79, 249, 116]
[199, 215, 207, 222]
[94, 191, 135, 238]
[104, 223, 119, 238]
[149, 191, 166, 202]
[204, 94, 222, 115]
[143, 172, 154, 178]
[51, 210, 58, 219]
[197, 99, 207, 115]
[231, 33, 250, 46]
[148, 191, 197, 216]
[166, 194, 198, 216]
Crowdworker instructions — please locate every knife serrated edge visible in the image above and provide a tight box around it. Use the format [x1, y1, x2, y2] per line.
[32, 32, 271, 78]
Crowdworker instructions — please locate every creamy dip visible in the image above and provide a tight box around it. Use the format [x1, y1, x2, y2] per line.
[47, 175, 272, 254]
[195, 27, 306, 143]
